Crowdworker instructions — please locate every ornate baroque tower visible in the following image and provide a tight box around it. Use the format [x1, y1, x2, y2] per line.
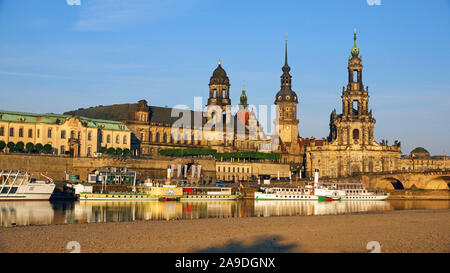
[207, 60, 231, 111]
[275, 37, 299, 146]
[329, 30, 376, 146]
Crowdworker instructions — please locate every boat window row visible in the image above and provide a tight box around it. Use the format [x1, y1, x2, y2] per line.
[275, 195, 314, 199]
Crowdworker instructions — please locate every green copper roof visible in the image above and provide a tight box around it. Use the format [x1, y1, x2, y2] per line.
[0, 109, 130, 131]
[240, 88, 248, 109]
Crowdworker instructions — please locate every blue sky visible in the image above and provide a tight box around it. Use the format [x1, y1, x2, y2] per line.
[0, 0, 449, 155]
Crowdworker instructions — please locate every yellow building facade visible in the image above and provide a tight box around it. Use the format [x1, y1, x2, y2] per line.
[0, 110, 131, 157]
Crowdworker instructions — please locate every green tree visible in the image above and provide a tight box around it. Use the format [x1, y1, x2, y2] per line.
[15, 141, 25, 152]
[25, 142, 35, 153]
[99, 146, 107, 153]
[7, 142, 15, 152]
[115, 148, 123, 156]
[35, 143, 43, 153]
[0, 141, 5, 152]
[43, 144, 53, 154]
[122, 148, 131, 157]
[107, 147, 115, 155]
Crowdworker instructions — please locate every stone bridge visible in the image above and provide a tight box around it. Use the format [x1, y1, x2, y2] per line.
[361, 169, 450, 190]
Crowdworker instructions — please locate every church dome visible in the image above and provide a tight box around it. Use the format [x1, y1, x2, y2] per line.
[275, 88, 298, 103]
[209, 60, 229, 85]
[275, 37, 298, 104]
[410, 147, 430, 158]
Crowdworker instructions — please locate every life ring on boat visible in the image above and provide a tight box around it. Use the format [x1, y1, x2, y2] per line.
[333, 191, 338, 196]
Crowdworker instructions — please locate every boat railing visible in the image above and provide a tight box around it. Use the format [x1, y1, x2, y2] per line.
[39, 173, 54, 184]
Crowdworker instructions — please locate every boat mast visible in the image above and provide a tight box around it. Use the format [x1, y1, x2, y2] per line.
[132, 171, 137, 192]
[314, 169, 319, 189]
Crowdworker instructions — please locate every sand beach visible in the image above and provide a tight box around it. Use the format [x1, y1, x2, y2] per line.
[0, 209, 448, 253]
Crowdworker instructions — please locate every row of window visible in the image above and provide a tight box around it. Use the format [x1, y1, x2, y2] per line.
[0, 127, 44, 138]
[142, 131, 255, 149]
[102, 135, 127, 145]
[217, 175, 251, 181]
[217, 166, 251, 173]
[0, 127, 82, 139]
[0, 126, 128, 145]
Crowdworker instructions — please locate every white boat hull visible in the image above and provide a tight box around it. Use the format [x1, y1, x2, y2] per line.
[255, 191, 389, 201]
[254, 192, 318, 200]
[0, 184, 55, 201]
[340, 194, 389, 201]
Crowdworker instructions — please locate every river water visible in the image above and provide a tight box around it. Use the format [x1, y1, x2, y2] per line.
[0, 199, 448, 227]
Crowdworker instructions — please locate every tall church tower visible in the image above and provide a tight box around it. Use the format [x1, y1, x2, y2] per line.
[207, 60, 231, 111]
[275, 37, 299, 146]
[329, 30, 376, 146]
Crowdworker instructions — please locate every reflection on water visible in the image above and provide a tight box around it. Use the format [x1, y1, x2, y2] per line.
[253, 200, 392, 216]
[0, 199, 449, 227]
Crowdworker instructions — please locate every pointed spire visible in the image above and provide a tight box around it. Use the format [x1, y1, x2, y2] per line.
[351, 28, 360, 57]
[285, 34, 288, 66]
[282, 34, 291, 74]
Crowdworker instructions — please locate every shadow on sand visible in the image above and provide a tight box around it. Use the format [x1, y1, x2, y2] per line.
[194, 235, 299, 253]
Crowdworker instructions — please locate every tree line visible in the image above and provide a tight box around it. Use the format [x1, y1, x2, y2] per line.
[158, 148, 281, 160]
[0, 141, 52, 154]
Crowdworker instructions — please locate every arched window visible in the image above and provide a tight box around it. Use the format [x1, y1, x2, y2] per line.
[116, 135, 119, 144]
[353, 100, 358, 115]
[148, 131, 152, 142]
[163, 133, 167, 143]
[107, 135, 111, 143]
[123, 136, 127, 144]
[353, 70, 358, 82]
[353, 129, 359, 140]
[155, 132, 160, 143]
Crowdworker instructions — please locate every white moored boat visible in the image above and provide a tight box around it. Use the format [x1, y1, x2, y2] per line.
[254, 186, 318, 200]
[254, 169, 389, 201]
[0, 170, 55, 201]
[315, 182, 389, 201]
[313, 169, 389, 201]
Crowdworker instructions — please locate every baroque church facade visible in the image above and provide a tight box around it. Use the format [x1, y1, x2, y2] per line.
[304, 31, 402, 178]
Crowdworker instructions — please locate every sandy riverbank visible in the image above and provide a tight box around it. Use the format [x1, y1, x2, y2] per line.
[0, 209, 448, 253]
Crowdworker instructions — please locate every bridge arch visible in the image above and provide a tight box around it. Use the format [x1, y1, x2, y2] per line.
[371, 177, 406, 190]
[423, 176, 450, 190]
